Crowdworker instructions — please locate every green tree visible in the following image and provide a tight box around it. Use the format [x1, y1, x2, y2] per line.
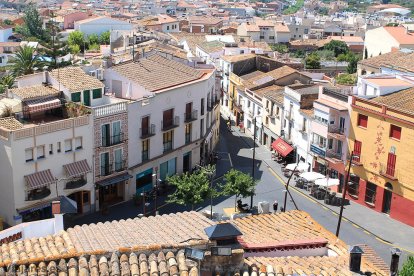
[88, 34, 100, 45]
[315, 49, 335, 61]
[3, 19, 12, 25]
[69, 44, 80, 55]
[221, 169, 256, 211]
[88, 43, 100, 51]
[100, 31, 110, 45]
[167, 166, 217, 210]
[324, 40, 349, 57]
[400, 256, 414, 276]
[270, 43, 288, 53]
[12, 46, 44, 76]
[0, 74, 15, 94]
[346, 55, 359, 74]
[68, 30, 85, 51]
[305, 53, 321, 69]
[39, 34, 69, 68]
[336, 73, 357, 85]
[22, 4, 47, 41]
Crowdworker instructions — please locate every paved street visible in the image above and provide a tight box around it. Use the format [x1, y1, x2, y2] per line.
[71, 115, 414, 267]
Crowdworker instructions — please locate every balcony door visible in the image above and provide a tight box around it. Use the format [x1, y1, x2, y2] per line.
[386, 152, 396, 177]
[112, 121, 121, 144]
[339, 117, 345, 131]
[101, 124, 110, 147]
[141, 116, 149, 135]
[186, 102, 192, 120]
[100, 152, 110, 176]
[382, 183, 393, 214]
[163, 109, 173, 128]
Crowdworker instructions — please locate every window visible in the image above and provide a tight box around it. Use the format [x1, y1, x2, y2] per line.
[337, 140, 343, 154]
[389, 124, 401, 140]
[75, 137, 83, 150]
[83, 191, 90, 204]
[260, 36, 264, 39]
[37, 145, 45, 159]
[92, 88, 102, 99]
[112, 121, 121, 144]
[25, 148, 34, 162]
[357, 113, 368, 128]
[101, 124, 110, 147]
[163, 130, 173, 152]
[57, 142, 61, 153]
[114, 149, 123, 172]
[167, 25, 170, 30]
[64, 139, 72, 152]
[348, 174, 360, 196]
[365, 182, 377, 204]
[200, 118, 204, 137]
[163, 108, 174, 129]
[386, 152, 397, 177]
[185, 123, 192, 144]
[201, 98, 205, 116]
[100, 152, 110, 176]
[49, 144, 53, 155]
[71, 92, 81, 102]
[265, 116, 269, 125]
[142, 139, 149, 161]
[353, 140, 362, 162]
[328, 139, 333, 149]
[269, 36, 274, 39]
[302, 118, 307, 131]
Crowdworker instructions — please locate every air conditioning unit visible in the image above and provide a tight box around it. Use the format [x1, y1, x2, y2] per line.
[89, 70, 96, 77]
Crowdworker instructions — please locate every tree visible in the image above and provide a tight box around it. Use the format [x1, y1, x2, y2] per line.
[167, 166, 217, 210]
[3, 19, 12, 25]
[324, 40, 349, 57]
[0, 74, 15, 94]
[400, 256, 414, 276]
[270, 43, 288, 53]
[305, 53, 321, 69]
[346, 55, 359, 74]
[39, 34, 69, 68]
[315, 49, 335, 61]
[221, 169, 256, 211]
[100, 31, 110, 45]
[68, 30, 85, 51]
[88, 34, 100, 46]
[69, 44, 80, 55]
[12, 46, 44, 76]
[336, 73, 357, 85]
[22, 4, 47, 41]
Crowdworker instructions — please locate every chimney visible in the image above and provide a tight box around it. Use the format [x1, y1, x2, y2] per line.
[52, 201, 61, 215]
[349, 245, 364, 273]
[43, 71, 48, 84]
[390, 248, 402, 276]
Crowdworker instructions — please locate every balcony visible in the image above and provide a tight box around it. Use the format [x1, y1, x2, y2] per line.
[162, 116, 179, 131]
[140, 124, 156, 139]
[207, 100, 213, 111]
[184, 110, 198, 122]
[26, 187, 51, 201]
[102, 133, 125, 147]
[326, 149, 343, 161]
[65, 177, 87, 189]
[379, 163, 398, 180]
[348, 153, 363, 166]
[114, 160, 127, 172]
[285, 111, 294, 121]
[100, 164, 113, 177]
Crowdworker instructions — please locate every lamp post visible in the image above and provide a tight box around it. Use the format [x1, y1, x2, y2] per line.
[283, 159, 299, 212]
[196, 164, 215, 219]
[336, 151, 354, 237]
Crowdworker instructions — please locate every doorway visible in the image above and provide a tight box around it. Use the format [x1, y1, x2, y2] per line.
[183, 152, 192, 173]
[382, 183, 393, 214]
[83, 90, 91, 106]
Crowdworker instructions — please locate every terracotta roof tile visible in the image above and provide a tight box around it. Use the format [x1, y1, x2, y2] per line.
[383, 26, 414, 45]
[0, 117, 23, 130]
[9, 85, 60, 100]
[49, 67, 103, 93]
[370, 86, 414, 115]
[112, 55, 204, 92]
[359, 50, 414, 73]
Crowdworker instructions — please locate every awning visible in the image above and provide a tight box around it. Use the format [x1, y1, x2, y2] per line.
[63, 159, 91, 178]
[17, 195, 77, 215]
[24, 97, 61, 113]
[96, 172, 132, 188]
[272, 138, 294, 157]
[315, 178, 340, 188]
[24, 169, 56, 191]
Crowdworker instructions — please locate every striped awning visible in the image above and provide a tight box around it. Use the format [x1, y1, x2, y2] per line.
[24, 169, 56, 191]
[24, 97, 61, 113]
[63, 159, 91, 178]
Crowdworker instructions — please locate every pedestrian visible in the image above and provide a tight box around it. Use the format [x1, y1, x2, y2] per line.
[227, 120, 231, 130]
[273, 200, 278, 213]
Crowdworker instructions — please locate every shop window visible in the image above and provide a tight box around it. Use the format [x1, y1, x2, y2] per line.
[37, 145, 45, 159]
[25, 148, 34, 162]
[92, 88, 102, 99]
[389, 124, 401, 140]
[348, 175, 360, 197]
[365, 182, 377, 204]
[71, 92, 81, 102]
[357, 113, 368, 128]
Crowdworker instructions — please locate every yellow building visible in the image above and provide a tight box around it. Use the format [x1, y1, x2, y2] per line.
[348, 88, 414, 226]
[228, 72, 244, 124]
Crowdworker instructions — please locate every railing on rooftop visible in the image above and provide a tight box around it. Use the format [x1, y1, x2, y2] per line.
[91, 102, 128, 118]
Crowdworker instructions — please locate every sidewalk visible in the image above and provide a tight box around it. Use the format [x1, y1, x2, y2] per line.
[230, 124, 414, 254]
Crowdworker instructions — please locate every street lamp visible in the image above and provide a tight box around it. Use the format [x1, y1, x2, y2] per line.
[336, 151, 356, 237]
[251, 115, 260, 209]
[196, 164, 215, 219]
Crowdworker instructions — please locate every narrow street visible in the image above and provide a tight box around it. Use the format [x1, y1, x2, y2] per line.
[71, 116, 414, 266]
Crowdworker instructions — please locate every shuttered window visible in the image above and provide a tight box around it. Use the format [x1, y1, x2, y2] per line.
[357, 113, 368, 128]
[92, 88, 102, 99]
[71, 92, 81, 102]
[386, 153, 397, 177]
[389, 124, 401, 140]
[353, 140, 362, 162]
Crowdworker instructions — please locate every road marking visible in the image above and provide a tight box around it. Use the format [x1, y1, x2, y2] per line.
[343, 218, 348, 222]
[363, 230, 371, 235]
[331, 211, 338, 216]
[228, 152, 233, 167]
[352, 223, 360, 229]
[322, 206, 328, 210]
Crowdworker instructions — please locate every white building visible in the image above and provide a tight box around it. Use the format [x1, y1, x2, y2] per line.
[237, 20, 291, 44]
[282, 85, 319, 167]
[74, 16, 133, 36]
[355, 74, 414, 97]
[0, 26, 12, 42]
[104, 54, 220, 198]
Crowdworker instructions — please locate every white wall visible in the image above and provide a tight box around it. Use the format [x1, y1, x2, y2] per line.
[0, 28, 13, 42]
[75, 17, 133, 36]
[364, 27, 398, 57]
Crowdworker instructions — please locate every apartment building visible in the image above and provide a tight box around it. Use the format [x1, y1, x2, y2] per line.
[0, 68, 101, 226]
[310, 87, 352, 191]
[349, 88, 414, 227]
[282, 85, 318, 167]
[261, 87, 284, 150]
[237, 20, 291, 44]
[104, 54, 219, 198]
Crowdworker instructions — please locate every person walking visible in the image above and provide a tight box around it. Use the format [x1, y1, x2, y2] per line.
[273, 200, 279, 213]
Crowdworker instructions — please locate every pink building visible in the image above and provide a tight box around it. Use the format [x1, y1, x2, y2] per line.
[63, 11, 90, 30]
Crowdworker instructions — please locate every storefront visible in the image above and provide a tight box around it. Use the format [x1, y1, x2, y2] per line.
[67, 191, 91, 214]
[136, 168, 153, 194]
[271, 138, 295, 163]
[96, 172, 131, 207]
[183, 152, 192, 173]
[160, 158, 177, 180]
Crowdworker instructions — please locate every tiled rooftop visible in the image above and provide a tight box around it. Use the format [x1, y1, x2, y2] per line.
[263, 89, 284, 105]
[358, 50, 414, 73]
[370, 86, 414, 115]
[9, 85, 60, 100]
[0, 251, 198, 276]
[221, 53, 256, 63]
[49, 67, 104, 93]
[0, 117, 23, 130]
[112, 55, 204, 92]
[0, 212, 213, 267]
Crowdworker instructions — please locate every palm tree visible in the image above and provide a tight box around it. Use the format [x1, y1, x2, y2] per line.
[0, 74, 15, 94]
[12, 46, 44, 77]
